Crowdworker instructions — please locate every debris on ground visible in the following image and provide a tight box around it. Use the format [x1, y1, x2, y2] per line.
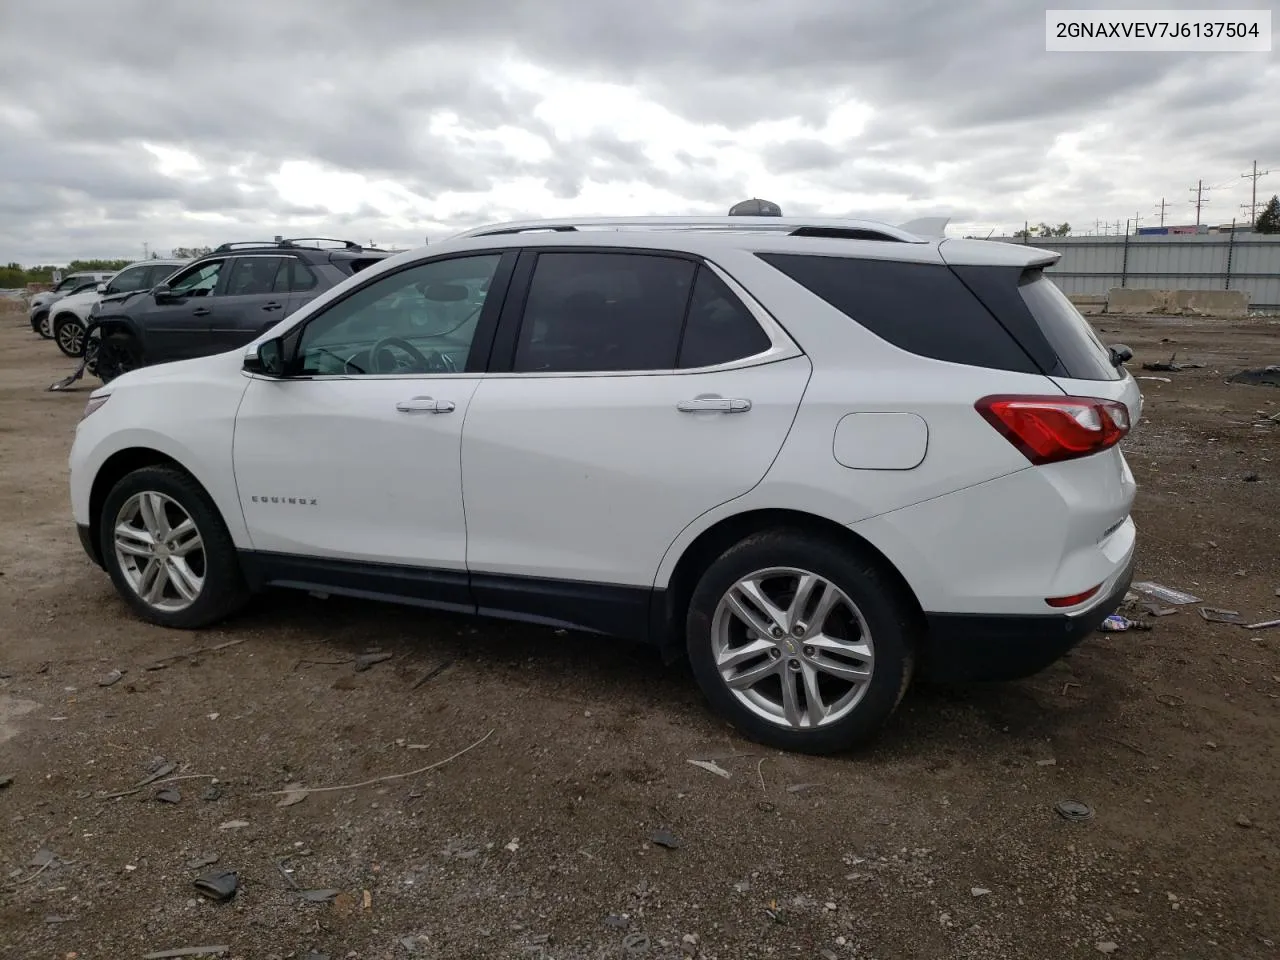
[276, 783, 309, 807]
[971, 887, 992, 897]
[1242, 617, 1280, 631]
[1100, 614, 1152, 633]
[603, 914, 630, 929]
[1142, 353, 1203, 373]
[1199, 607, 1244, 624]
[1236, 814, 1254, 828]
[142, 948, 230, 959]
[1143, 603, 1180, 617]
[0, 774, 13, 788]
[98, 668, 125, 687]
[155, 788, 181, 804]
[1228, 365, 1280, 388]
[354, 651, 394, 672]
[1133, 581, 1201, 605]
[186, 853, 219, 869]
[217, 820, 250, 830]
[44, 914, 75, 924]
[1136, 376, 1172, 383]
[193, 869, 239, 901]
[786, 782, 822, 793]
[411, 659, 453, 689]
[687, 759, 731, 779]
[1055, 800, 1095, 822]
[297, 888, 342, 902]
[648, 829, 684, 849]
[1096, 942, 1120, 955]
[200, 785, 222, 802]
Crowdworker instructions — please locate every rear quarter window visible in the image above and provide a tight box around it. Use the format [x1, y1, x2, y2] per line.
[1017, 270, 1122, 381]
[756, 253, 1039, 374]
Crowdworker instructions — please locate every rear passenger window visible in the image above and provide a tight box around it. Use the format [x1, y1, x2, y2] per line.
[678, 267, 772, 368]
[272, 259, 319, 294]
[226, 257, 284, 296]
[513, 252, 695, 373]
[757, 253, 1038, 374]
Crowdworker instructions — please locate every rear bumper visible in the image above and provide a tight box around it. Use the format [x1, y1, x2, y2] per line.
[917, 551, 1135, 683]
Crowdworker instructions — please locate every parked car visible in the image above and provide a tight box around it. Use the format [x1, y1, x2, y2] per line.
[29, 272, 114, 337]
[85, 239, 390, 383]
[49, 259, 187, 358]
[68, 215, 1140, 753]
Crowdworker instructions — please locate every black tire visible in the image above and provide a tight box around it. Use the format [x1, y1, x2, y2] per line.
[685, 529, 916, 754]
[53, 313, 86, 358]
[96, 332, 142, 383]
[98, 466, 251, 629]
[32, 310, 51, 338]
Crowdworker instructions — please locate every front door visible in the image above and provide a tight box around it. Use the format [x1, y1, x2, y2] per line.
[460, 250, 811, 625]
[140, 257, 227, 361]
[231, 250, 514, 609]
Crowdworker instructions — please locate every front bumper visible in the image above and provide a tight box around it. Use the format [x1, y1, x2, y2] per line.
[77, 522, 103, 569]
[916, 551, 1136, 682]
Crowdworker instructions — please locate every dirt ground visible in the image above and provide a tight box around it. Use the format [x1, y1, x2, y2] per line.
[0, 300, 1277, 960]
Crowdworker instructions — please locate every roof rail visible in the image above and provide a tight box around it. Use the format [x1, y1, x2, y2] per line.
[448, 215, 946, 244]
[211, 237, 375, 254]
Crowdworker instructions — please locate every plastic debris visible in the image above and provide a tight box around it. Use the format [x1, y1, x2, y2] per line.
[193, 869, 238, 902]
[0, 774, 12, 788]
[186, 854, 219, 870]
[1199, 607, 1243, 624]
[1055, 800, 1095, 822]
[1100, 614, 1152, 633]
[142, 948, 230, 959]
[1096, 943, 1119, 955]
[687, 759, 731, 779]
[971, 887, 992, 897]
[1243, 618, 1280, 631]
[1228, 365, 1280, 388]
[98, 669, 125, 687]
[217, 820, 250, 830]
[155, 788, 181, 804]
[648, 829, 684, 849]
[276, 784, 309, 807]
[1133, 582, 1201, 605]
[604, 914, 630, 929]
[354, 652, 393, 672]
[298, 888, 341, 902]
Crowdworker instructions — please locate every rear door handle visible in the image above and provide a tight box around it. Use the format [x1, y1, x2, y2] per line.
[396, 396, 455, 414]
[192, 307, 211, 317]
[677, 397, 751, 413]
[261, 301, 284, 311]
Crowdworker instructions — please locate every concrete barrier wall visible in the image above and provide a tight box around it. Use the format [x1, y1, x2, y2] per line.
[1104, 287, 1250, 318]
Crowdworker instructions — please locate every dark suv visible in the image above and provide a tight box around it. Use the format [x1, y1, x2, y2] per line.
[83, 239, 392, 383]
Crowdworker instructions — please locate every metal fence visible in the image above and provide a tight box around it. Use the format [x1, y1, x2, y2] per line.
[988, 233, 1280, 310]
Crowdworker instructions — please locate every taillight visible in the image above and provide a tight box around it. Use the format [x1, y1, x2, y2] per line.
[975, 394, 1130, 465]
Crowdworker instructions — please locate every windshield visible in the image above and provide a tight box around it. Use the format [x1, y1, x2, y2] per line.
[54, 276, 85, 292]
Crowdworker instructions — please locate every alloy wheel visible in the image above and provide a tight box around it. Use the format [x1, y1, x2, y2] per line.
[113, 491, 206, 612]
[57, 319, 84, 357]
[710, 566, 876, 730]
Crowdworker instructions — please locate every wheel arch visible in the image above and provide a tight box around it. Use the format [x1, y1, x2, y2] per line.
[87, 447, 209, 567]
[651, 507, 925, 661]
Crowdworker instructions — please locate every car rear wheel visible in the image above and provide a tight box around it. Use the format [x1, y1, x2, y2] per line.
[99, 466, 250, 629]
[685, 529, 916, 754]
[96, 332, 142, 383]
[32, 311, 52, 338]
[53, 314, 86, 357]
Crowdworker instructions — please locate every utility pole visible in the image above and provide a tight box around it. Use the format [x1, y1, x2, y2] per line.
[1240, 160, 1270, 225]
[1190, 179, 1209, 226]
[1155, 198, 1168, 227]
[1132, 212, 1142, 234]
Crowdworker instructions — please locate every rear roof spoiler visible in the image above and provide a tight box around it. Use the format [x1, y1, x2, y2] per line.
[895, 217, 950, 239]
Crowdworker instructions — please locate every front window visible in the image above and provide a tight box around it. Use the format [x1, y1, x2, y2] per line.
[54, 276, 84, 292]
[296, 254, 501, 376]
[167, 259, 226, 297]
[105, 266, 154, 296]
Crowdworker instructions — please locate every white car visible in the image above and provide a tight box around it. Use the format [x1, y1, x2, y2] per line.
[48, 260, 187, 358]
[68, 215, 1141, 753]
[29, 272, 114, 337]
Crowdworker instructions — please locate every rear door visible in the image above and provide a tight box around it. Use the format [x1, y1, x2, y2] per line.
[459, 249, 811, 631]
[207, 255, 288, 352]
[278, 256, 324, 316]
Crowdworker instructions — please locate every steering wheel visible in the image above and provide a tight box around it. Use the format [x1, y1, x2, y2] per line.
[368, 337, 456, 374]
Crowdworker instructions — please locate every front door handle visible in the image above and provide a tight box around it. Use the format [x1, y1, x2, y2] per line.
[192, 307, 211, 317]
[396, 396, 455, 414]
[676, 396, 752, 413]
[261, 301, 284, 312]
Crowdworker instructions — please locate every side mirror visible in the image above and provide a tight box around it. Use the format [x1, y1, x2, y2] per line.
[96, 283, 107, 294]
[1109, 343, 1134, 367]
[243, 337, 286, 377]
[152, 283, 175, 302]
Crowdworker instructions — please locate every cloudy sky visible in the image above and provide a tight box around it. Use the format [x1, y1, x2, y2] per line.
[1, 0, 1276, 264]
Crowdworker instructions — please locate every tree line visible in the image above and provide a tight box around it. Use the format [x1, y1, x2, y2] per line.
[0, 247, 214, 289]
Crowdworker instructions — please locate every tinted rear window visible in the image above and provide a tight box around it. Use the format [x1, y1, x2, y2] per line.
[756, 253, 1038, 374]
[1017, 270, 1121, 381]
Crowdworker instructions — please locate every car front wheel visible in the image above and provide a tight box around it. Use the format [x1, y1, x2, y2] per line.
[685, 530, 916, 754]
[53, 314, 86, 357]
[99, 466, 251, 629]
[32, 311, 52, 338]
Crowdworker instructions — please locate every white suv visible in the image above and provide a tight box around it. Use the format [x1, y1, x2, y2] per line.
[49, 260, 187, 357]
[68, 216, 1140, 753]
